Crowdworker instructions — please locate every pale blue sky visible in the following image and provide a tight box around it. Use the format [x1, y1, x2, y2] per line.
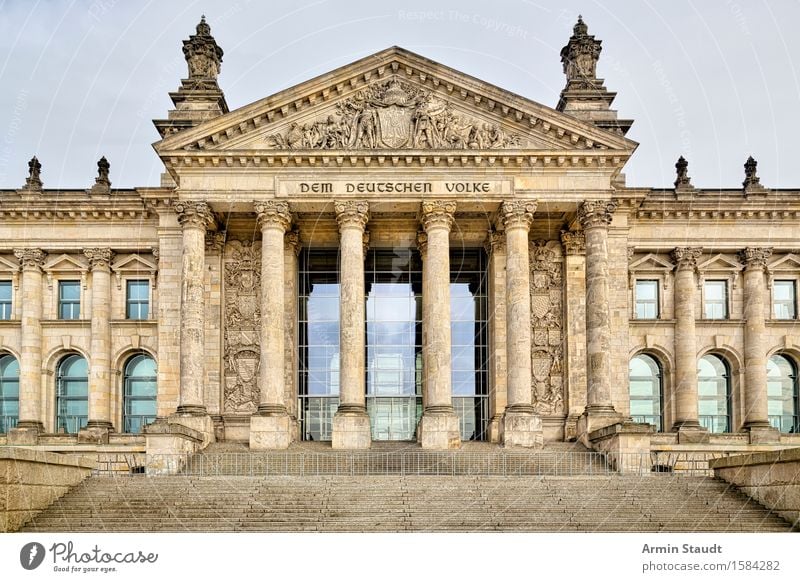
[0, 0, 798, 188]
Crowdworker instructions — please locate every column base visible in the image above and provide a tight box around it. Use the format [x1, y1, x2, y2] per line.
[418, 408, 461, 450]
[332, 407, 371, 450]
[744, 424, 781, 444]
[168, 411, 215, 447]
[249, 413, 293, 450]
[502, 407, 543, 449]
[671, 420, 710, 444]
[577, 406, 622, 447]
[78, 421, 114, 444]
[486, 414, 504, 444]
[175, 404, 208, 416]
[7, 422, 43, 445]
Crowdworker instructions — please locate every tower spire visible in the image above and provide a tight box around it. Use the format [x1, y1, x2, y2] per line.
[556, 15, 632, 136]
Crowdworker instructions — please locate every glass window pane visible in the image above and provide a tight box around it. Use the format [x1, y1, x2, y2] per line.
[0, 281, 11, 301]
[59, 281, 80, 300]
[636, 280, 657, 300]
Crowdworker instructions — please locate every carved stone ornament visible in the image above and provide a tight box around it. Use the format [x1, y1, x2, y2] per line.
[500, 200, 537, 229]
[265, 78, 522, 150]
[13, 248, 46, 270]
[560, 230, 585, 256]
[743, 156, 766, 194]
[205, 231, 226, 252]
[529, 240, 564, 415]
[670, 247, 703, 271]
[175, 201, 215, 230]
[484, 230, 506, 256]
[89, 156, 111, 194]
[151, 247, 160, 262]
[416, 230, 428, 255]
[560, 16, 602, 83]
[421, 200, 456, 231]
[183, 15, 223, 84]
[334, 200, 370, 230]
[674, 156, 693, 190]
[254, 201, 292, 231]
[285, 230, 301, 256]
[739, 247, 772, 270]
[23, 156, 42, 191]
[578, 200, 616, 229]
[83, 248, 115, 270]
[223, 239, 262, 414]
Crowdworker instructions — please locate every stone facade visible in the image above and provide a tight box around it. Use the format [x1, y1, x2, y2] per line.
[1, 16, 799, 459]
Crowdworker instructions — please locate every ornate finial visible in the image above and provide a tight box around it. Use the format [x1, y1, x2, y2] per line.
[24, 156, 42, 191]
[674, 156, 692, 189]
[89, 156, 111, 194]
[560, 15, 602, 82]
[183, 15, 223, 81]
[743, 156, 765, 194]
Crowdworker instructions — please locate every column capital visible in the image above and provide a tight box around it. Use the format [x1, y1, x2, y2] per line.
[421, 200, 456, 231]
[362, 230, 370, 254]
[254, 200, 291, 231]
[500, 200, 536, 230]
[83, 248, 115, 271]
[335, 200, 369, 230]
[578, 200, 617, 229]
[484, 230, 506, 256]
[560, 230, 586, 256]
[175, 201, 215, 230]
[13, 248, 46, 271]
[739, 247, 772, 270]
[670, 247, 703, 271]
[416, 230, 428, 257]
[151, 246, 160, 262]
[285, 229, 301, 256]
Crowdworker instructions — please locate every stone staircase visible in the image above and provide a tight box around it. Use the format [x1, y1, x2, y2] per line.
[22, 472, 794, 532]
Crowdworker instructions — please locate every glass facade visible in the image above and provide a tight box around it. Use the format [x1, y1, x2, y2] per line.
[0, 354, 19, 432]
[698, 354, 731, 433]
[628, 354, 662, 431]
[0, 281, 11, 320]
[123, 354, 157, 433]
[126, 280, 150, 320]
[56, 354, 88, 434]
[58, 280, 81, 320]
[767, 354, 799, 433]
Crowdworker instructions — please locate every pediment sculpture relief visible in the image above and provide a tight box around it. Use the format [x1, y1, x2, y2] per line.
[265, 79, 522, 150]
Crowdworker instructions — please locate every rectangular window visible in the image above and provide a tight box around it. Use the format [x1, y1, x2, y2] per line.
[0, 281, 11, 320]
[773, 280, 797, 320]
[126, 280, 150, 320]
[58, 281, 81, 320]
[704, 280, 728, 319]
[635, 280, 659, 319]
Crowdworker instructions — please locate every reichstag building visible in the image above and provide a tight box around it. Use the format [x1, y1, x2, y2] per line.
[2, 16, 799, 465]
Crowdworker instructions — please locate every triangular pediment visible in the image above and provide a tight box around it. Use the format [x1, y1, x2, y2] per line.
[697, 254, 742, 272]
[0, 256, 19, 273]
[629, 253, 674, 271]
[154, 46, 636, 158]
[43, 254, 89, 272]
[111, 254, 158, 273]
[768, 253, 800, 271]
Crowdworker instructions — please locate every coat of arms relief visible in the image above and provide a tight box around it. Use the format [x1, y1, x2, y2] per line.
[223, 239, 262, 414]
[530, 240, 565, 415]
[265, 79, 522, 150]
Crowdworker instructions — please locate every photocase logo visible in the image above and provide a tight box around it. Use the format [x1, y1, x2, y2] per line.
[20, 542, 46, 570]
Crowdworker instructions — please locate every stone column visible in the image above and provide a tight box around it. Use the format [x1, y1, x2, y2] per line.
[284, 230, 301, 436]
[173, 201, 215, 441]
[577, 200, 620, 437]
[740, 247, 779, 442]
[9, 248, 46, 442]
[670, 246, 707, 441]
[416, 201, 461, 449]
[561, 230, 587, 440]
[80, 248, 114, 443]
[500, 200, 543, 448]
[250, 201, 293, 449]
[484, 230, 508, 443]
[331, 201, 371, 449]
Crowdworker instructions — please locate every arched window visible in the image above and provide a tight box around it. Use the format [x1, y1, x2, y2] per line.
[629, 354, 663, 431]
[698, 354, 731, 433]
[123, 354, 157, 434]
[767, 354, 799, 433]
[0, 354, 19, 433]
[56, 355, 88, 434]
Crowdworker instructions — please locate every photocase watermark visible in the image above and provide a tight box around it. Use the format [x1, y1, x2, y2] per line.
[19, 540, 158, 574]
[397, 10, 528, 39]
[652, 59, 693, 158]
[0, 88, 29, 183]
